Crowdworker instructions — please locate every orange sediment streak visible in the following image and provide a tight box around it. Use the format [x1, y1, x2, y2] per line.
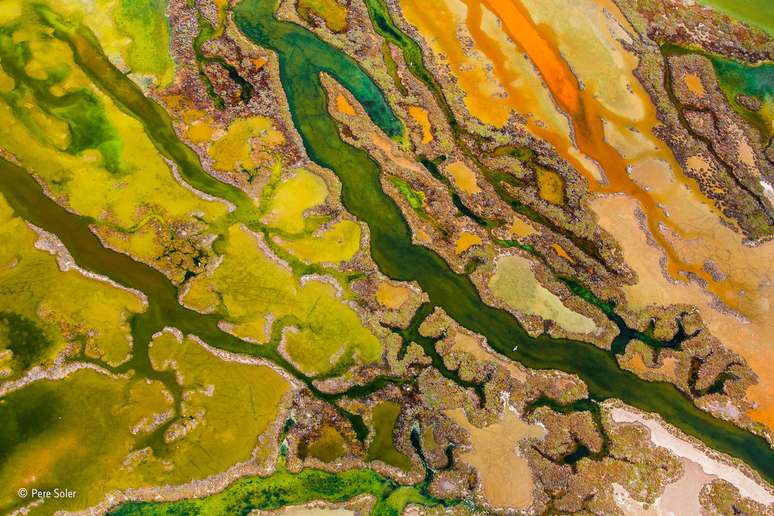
[467, 0, 743, 307]
[459, 0, 579, 165]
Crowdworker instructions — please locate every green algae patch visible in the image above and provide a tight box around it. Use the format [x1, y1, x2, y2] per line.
[366, 401, 412, 472]
[183, 225, 381, 373]
[0, 17, 121, 171]
[297, 0, 349, 33]
[488, 255, 595, 335]
[0, 369, 173, 514]
[709, 54, 774, 140]
[277, 219, 362, 264]
[0, 194, 143, 374]
[0, 312, 51, 372]
[696, 0, 774, 34]
[110, 466, 438, 515]
[41, 0, 174, 86]
[303, 424, 347, 462]
[263, 168, 329, 234]
[113, 0, 175, 85]
[389, 177, 425, 210]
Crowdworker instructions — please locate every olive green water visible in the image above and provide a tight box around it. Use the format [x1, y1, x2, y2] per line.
[696, 0, 774, 35]
[231, 0, 774, 483]
[1, 0, 772, 498]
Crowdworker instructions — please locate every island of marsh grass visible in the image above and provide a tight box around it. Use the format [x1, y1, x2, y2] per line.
[488, 254, 596, 335]
[0, 194, 143, 374]
[0, 334, 289, 515]
[662, 43, 774, 142]
[183, 224, 381, 374]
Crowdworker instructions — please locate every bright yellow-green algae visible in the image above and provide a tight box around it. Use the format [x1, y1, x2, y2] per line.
[276, 219, 362, 265]
[0, 5, 227, 280]
[263, 168, 329, 234]
[0, 194, 143, 375]
[0, 333, 290, 514]
[41, 0, 175, 86]
[208, 116, 285, 174]
[182, 224, 381, 375]
[112, 0, 175, 85]
[366, 401, 412, 471]
[261, 168, 362, 264]
[0, 369, 173, 514]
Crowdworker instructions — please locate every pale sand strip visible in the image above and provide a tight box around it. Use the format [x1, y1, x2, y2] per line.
[610, 406, 774, 505]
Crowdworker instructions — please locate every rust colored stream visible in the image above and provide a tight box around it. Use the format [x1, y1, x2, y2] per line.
[466, 0, 743, 306]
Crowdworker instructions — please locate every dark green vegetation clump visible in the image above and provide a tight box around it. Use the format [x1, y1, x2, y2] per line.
[0, 311, 51, 370]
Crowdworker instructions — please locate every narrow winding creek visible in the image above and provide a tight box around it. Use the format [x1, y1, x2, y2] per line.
[0, 0, 771, 494]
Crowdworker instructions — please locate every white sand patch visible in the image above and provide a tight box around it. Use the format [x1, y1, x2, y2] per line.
[761, 180, 774, 208]
[610, 407, 774, 506]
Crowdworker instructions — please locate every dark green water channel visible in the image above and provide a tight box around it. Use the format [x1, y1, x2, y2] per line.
[232, 0, 774, 483]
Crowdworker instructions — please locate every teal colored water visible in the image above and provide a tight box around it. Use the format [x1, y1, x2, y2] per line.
[710, 54, 774, 100]
[710, 53, 774, 140]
